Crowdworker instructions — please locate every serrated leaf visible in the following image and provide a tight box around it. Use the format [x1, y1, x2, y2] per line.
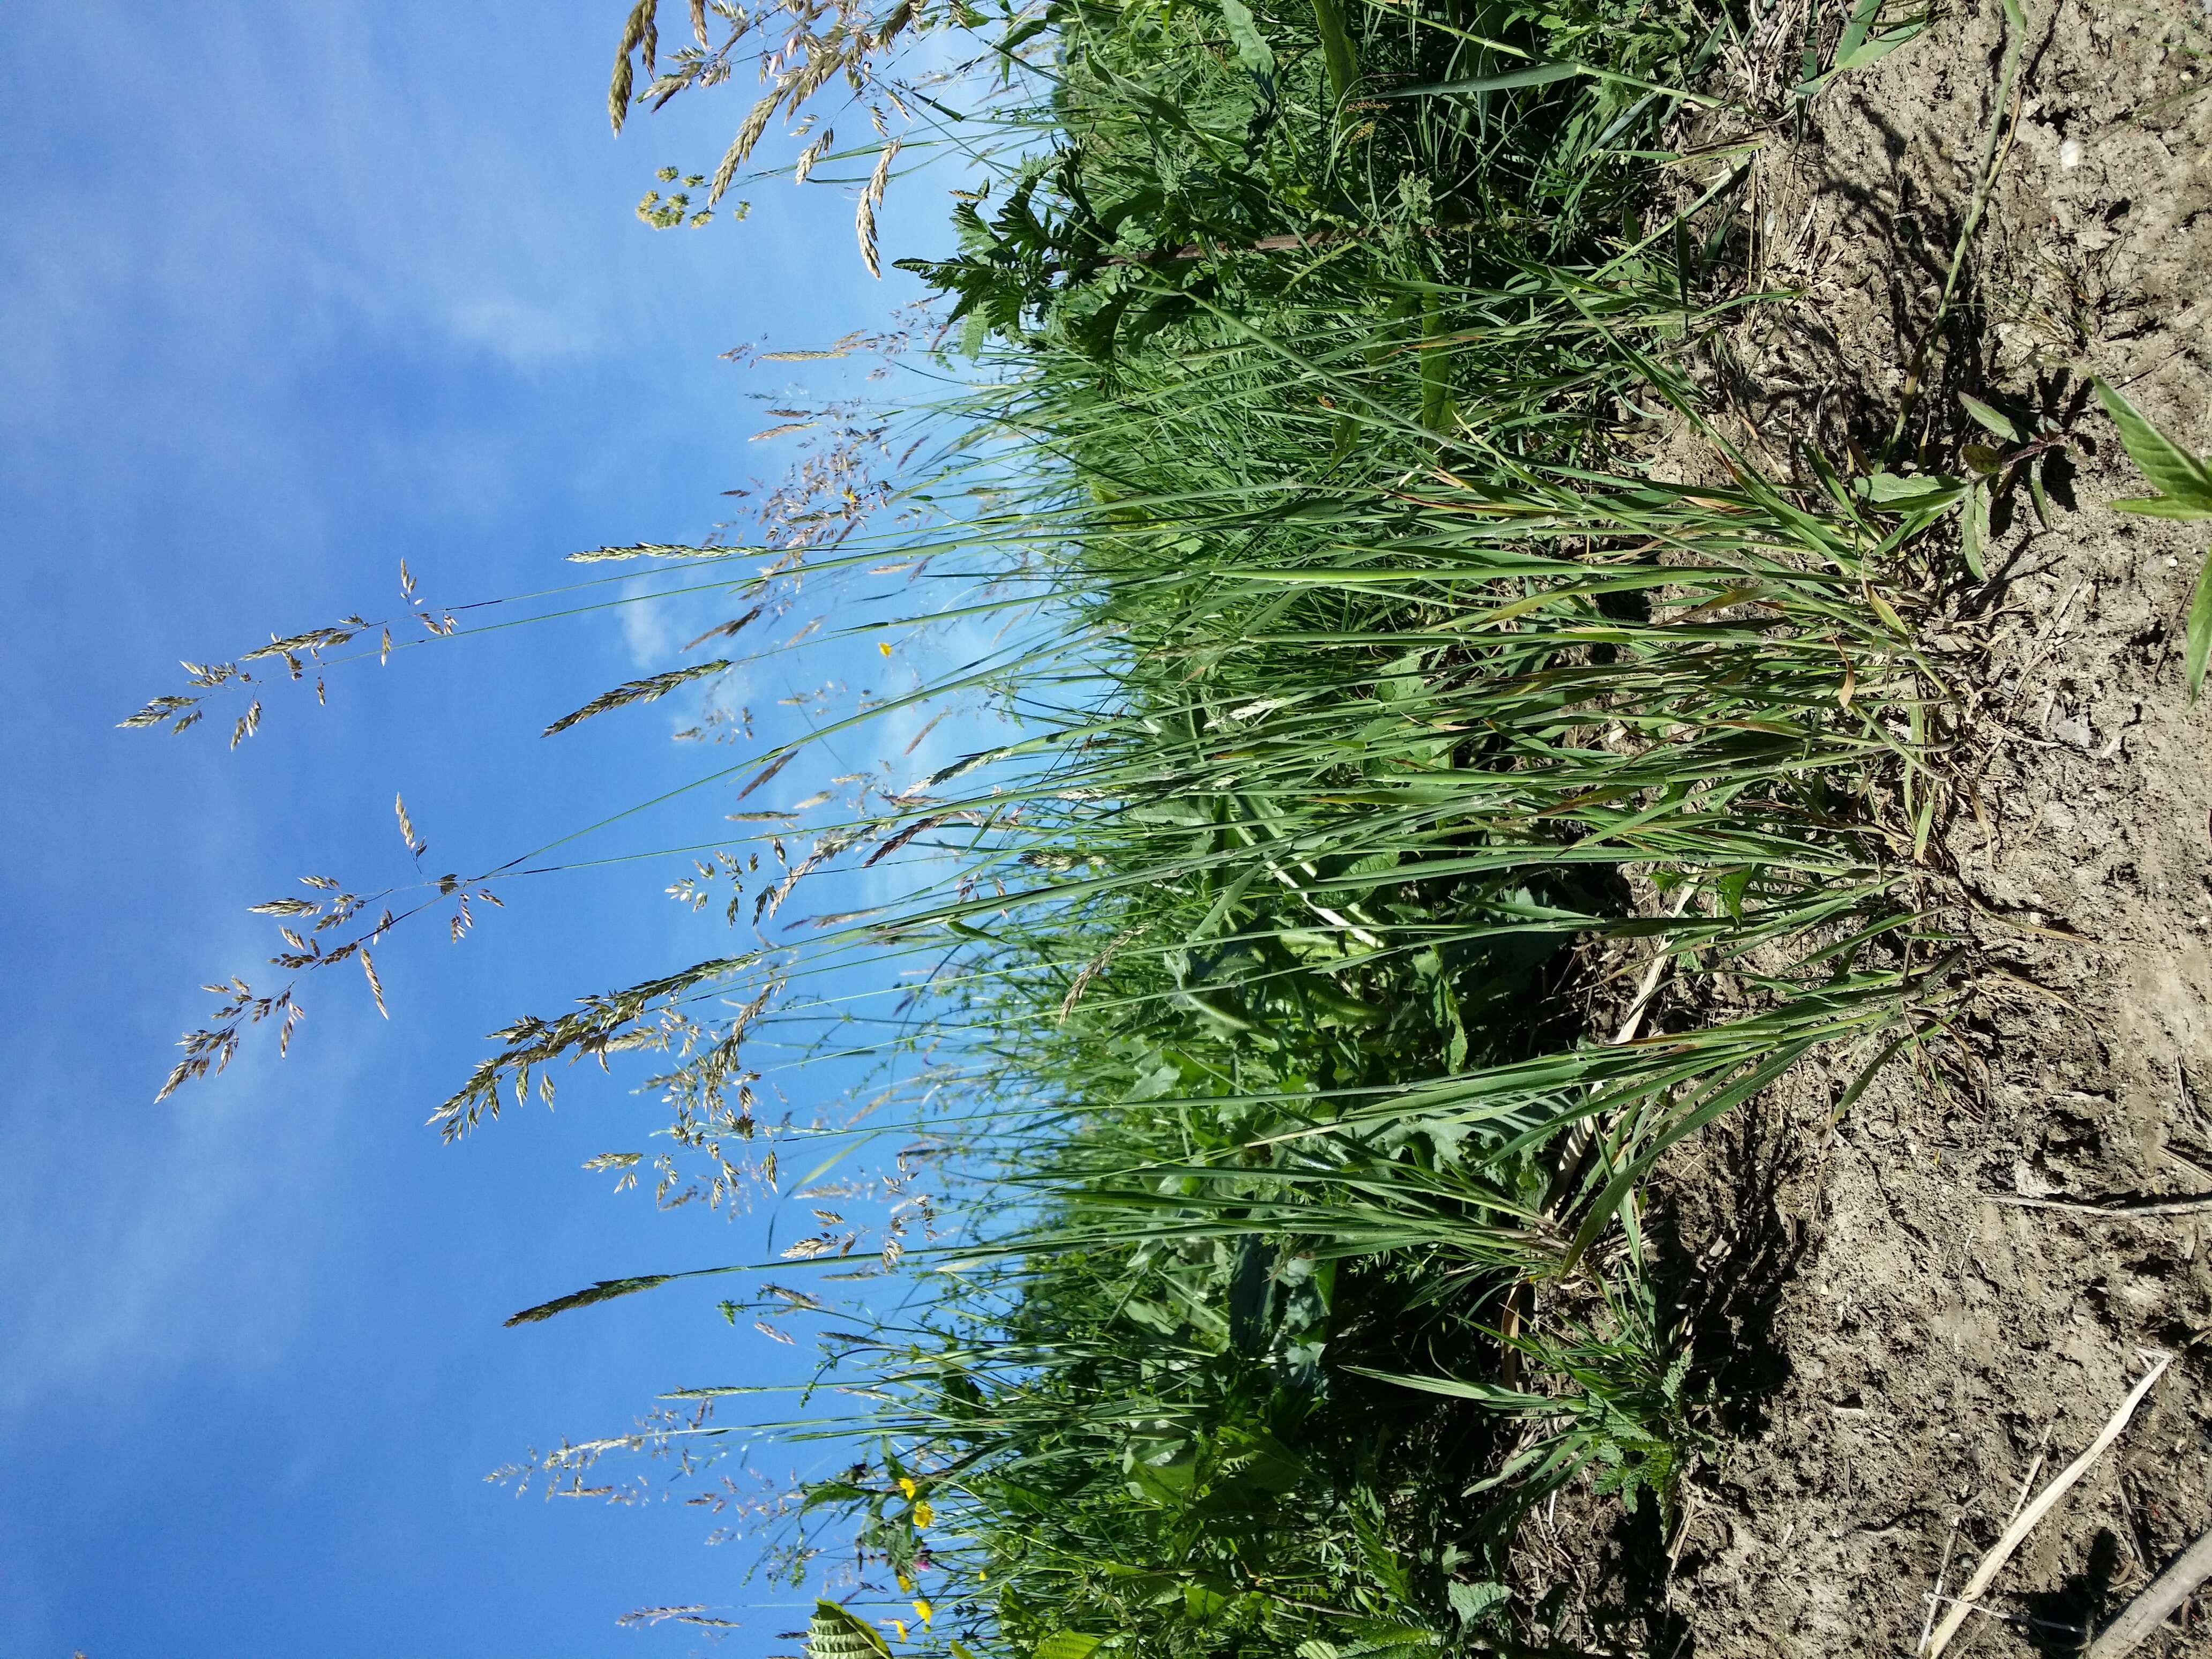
[806, 1602, 891, 1659]
[2096, 377, 2212, 511]
[1959, 393, 2024, 443]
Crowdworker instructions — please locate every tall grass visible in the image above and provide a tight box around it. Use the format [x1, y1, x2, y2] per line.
[146, 0, 1961, 1646]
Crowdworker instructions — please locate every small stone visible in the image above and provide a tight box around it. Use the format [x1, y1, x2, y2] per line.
[2059, 138, 2083, 169]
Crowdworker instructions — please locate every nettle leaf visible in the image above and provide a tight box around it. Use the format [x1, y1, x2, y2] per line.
[806, 1601, 891, 1659]
[2097, 378, 2212, 513]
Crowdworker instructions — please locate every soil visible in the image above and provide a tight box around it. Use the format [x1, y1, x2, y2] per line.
[1528, 1, 2212, 1652]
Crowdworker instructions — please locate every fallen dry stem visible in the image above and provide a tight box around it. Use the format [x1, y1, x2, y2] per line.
[1923, 1350, 2174, 1657]
[1983, 1191, 2212, 1219]
[2087, 1520, 2212, 1658]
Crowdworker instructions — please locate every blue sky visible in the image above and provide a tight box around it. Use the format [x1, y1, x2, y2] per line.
[1, 3, 968, 1653]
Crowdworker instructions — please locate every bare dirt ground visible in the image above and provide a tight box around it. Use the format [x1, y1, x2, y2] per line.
[1533, 1, 2212, 1651]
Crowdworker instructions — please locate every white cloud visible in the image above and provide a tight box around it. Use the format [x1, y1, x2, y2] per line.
[0, 1027, 356, 1417]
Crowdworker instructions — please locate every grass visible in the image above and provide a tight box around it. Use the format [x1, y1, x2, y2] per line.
[140, 0, 1972, 1648]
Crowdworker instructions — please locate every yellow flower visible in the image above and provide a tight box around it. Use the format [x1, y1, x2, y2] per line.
[892, 1620, 910, 1644]
[897, 1570, 914, 1594]
[913, 1600, 934, 1629]
[879, 641, 893, 656]
[912, 1498, 935, 1528]
[897, 1476, 917, 1499]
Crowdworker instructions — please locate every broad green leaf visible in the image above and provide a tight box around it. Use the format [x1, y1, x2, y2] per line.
[2096, 377, 2212, 511]
[1446, 1580, 1510, 1623]
[1857, 469, 1966, 512]
[1961, 480, 1991, 579]
[808, 1601, 891, 1659]
[1959, 393, 2024, 443]
[2188, 546, 2212, 703]
[2111, 495, 2212, 521]
[1035, 1634, 1102, 1659]
[1217, 0, 1275, 79]
[1961, 443, 2005, 475]
[1183, 1580, 1231, 1621]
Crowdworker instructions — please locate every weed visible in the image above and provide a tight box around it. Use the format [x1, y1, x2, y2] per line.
[138, 0, 1967, 1648]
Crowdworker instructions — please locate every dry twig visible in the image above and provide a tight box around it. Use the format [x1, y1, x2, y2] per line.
[1923, 1350, 2174, 1657]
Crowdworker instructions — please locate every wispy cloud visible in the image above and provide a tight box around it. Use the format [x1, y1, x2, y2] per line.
[0, 1027, 355, 1417]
